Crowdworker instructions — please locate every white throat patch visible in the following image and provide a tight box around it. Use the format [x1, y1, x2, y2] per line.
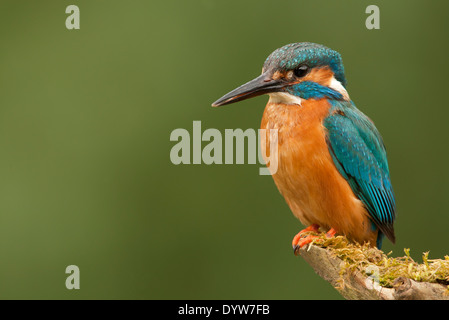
[268, 92, 303, 106]
[329, 76, 350, 100]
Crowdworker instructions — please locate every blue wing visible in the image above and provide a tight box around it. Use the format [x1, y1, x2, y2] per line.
[323, 101, 396, 246]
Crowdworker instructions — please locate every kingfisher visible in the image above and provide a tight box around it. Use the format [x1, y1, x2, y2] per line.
[212, 42, 396, 251]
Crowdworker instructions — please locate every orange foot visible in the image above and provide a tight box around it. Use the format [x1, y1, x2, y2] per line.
[292, 224, 320, 249]
[292, 226, 338, 255]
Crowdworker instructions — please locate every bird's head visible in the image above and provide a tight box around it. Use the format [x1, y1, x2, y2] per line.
[212, 42, 349, 107]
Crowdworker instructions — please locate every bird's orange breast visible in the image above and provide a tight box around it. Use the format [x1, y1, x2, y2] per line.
[260, 98, 377, 245]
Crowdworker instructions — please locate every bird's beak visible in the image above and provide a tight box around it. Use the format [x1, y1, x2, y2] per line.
[211, 72, 284, 107]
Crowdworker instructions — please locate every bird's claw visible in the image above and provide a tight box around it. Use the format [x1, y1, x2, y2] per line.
[293, 234, 319, 255]
[292, 226, 338, 255]
[292, 224, 320, 255]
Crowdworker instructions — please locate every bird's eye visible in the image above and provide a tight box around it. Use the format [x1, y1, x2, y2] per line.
[294, 65, 309, 78]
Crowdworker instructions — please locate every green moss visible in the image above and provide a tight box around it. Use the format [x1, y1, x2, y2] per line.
[304, 232, 449, 288]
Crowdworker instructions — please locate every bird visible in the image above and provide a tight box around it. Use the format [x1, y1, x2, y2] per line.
[212, 42, 396, 251]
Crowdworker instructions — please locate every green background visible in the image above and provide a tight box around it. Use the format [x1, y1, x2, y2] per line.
[0, 0, 447, 299]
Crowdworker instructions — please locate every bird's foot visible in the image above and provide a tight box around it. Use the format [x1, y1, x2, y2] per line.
[292, 226, 338, 255]
[292, 224, 320, 255]
[293, 235, 319, 254]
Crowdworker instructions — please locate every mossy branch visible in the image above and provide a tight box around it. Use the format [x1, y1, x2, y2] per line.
[297, 233, 449, 300]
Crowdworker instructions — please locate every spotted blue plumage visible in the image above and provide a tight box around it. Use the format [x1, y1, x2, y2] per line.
[324, 101, 396, 248]
[263, 42, 347, 87]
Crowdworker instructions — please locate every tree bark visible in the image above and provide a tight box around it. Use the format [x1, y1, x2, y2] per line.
[298, 244, 449, 300]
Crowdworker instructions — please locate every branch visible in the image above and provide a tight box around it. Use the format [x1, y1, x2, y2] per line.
[297, 234, 449, 300]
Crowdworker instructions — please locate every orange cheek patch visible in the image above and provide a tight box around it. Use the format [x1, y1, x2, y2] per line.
[301, 67, 334, 86]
